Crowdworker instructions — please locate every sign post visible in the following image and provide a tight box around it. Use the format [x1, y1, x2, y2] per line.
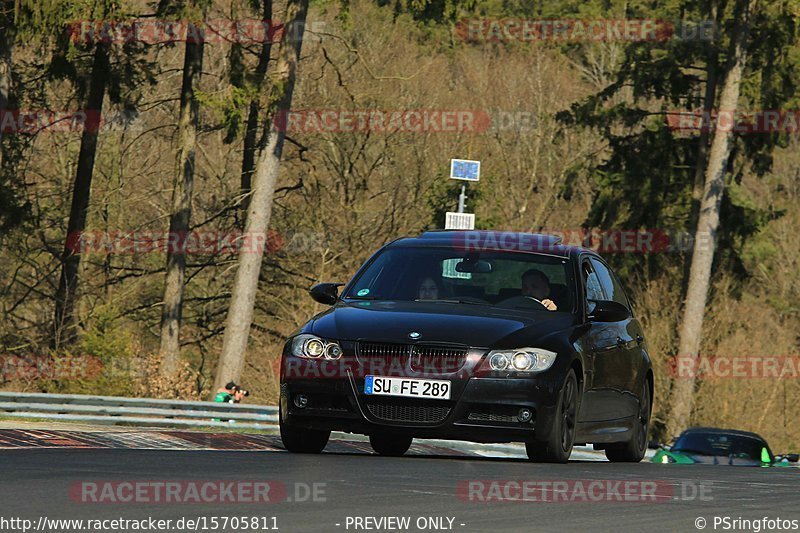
[447, 159, 480, 229]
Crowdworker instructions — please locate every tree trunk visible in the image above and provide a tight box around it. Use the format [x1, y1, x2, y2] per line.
[52, 42, 109, 348]
[0, 17, 10, 167]
[666, 0, 752, 438]
[681, 0, 722, 297]
[240, 0, 274, 222]
[213, 0, 309, 394]
[159, 29, 204, 377]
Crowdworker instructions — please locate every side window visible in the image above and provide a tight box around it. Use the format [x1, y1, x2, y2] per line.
[582, 260, 605, 302]
[590, 258, 631, 309]
[610, 270, 632, 310]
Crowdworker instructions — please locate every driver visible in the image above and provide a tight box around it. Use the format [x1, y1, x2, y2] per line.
[521, 269, 557, 311]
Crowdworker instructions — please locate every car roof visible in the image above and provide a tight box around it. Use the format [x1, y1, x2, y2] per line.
[679, 427, 768, 442]
[388, 230, 594, 259]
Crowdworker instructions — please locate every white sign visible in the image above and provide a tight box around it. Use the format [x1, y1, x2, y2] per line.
[450, 159, 480, 181]
[445, 212, 475, 230]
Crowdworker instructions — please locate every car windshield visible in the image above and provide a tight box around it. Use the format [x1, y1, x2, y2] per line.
[344, 246, 575, 312]
[672, 432, 771, 461]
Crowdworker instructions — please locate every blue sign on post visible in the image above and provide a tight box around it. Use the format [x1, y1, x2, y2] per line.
[450, 159, 481, 181]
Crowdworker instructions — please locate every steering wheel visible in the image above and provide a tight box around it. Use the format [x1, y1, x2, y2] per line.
[495, 295, 548, 309]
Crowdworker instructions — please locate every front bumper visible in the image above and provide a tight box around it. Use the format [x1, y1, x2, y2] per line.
[279, 356, 565, 443]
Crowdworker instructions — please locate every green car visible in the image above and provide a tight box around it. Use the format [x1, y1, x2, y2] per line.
[652, 427, 799, 467]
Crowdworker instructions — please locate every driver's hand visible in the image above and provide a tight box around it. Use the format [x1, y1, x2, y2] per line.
[541, 299, 557, 311]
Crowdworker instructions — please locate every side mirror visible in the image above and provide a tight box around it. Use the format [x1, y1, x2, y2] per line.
[309, 283, 342, 305]
[588, 299, 631, 322]
[776, 453, 799, 463]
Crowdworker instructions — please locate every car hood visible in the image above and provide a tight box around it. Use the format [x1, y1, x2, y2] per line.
[308, 300, 575, 348]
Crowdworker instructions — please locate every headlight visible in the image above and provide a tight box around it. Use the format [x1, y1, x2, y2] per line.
[305, 338, 325, 358]
[512, 351, 534, 371]
[489, 353, 509, 371]
[325, 343, 342, 359]
[484, 348, 557, 373]
[292, 334, 343, 360]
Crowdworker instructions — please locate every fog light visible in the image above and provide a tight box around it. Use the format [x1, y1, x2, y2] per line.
[518, 408, 533, 423]
[294, 394, 308, 408]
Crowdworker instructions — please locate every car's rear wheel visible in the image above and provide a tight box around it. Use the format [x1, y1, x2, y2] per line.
[369, 434, 413, 456]
[526, 369, 578, 464]
[279, 410, 330, 454]
[605, 380, 651, 463]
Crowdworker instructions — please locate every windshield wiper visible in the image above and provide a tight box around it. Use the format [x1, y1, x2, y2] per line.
[414, 298, 485, 305]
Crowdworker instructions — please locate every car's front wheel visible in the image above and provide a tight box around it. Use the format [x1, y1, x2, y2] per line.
[526, 369, 579, 464]
[369, 434, 412, 456]
[279, 411, 330, 453]
[605, 380, 651, 463]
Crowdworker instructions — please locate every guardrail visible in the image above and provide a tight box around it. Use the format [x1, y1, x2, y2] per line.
[0, 391, 278, 430]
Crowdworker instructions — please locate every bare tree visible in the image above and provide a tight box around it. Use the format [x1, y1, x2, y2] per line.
[159, 23, 205, 376]
[666, 0, 753, 437]
[240, 0, 274, 220]
[0, 4, 10, 168]
[53, 42, 110, 348]
[682, 0, 723, 296]
[213, 0, 310, 393]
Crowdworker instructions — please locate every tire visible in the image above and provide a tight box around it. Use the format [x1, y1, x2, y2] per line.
[279, 410, 330, 454]
[605, 380, 651, 463]
[369, 434, 413, 456]
[526, 369, 579, 463]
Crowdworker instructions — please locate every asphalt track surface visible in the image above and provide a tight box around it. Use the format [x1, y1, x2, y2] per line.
[1, 437, 798, 533]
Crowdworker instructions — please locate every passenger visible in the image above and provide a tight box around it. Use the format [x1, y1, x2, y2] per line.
[521, 269, 557, 311]
[417, 277, 440, 300]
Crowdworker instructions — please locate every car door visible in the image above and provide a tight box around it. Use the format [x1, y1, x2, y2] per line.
[579, 257, 630, 421]
[589, 257, 640, 419]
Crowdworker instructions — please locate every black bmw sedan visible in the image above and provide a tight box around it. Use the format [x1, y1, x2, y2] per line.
[279, 230, 653, 463]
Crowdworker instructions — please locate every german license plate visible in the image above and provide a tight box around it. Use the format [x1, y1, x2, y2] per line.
[364, 375, 451, 400]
